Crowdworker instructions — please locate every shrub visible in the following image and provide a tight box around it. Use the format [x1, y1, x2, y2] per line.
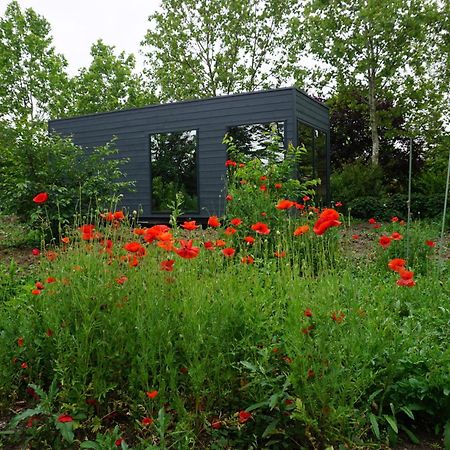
[0, 128, 134, 234]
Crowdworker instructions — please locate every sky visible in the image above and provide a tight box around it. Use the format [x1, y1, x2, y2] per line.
[0, 0, 162, 75]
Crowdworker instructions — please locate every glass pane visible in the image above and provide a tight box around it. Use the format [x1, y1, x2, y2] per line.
[315, 130, 327, 201]
[227, 121, 285, 164]
[297, 121, 314, 179]
[150, 129, 198, 212]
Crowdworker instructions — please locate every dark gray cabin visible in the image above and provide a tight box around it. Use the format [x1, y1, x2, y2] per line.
[49, 87, 330, 220]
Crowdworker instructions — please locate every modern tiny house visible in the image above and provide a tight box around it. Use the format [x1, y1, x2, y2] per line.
[49, 87, 330, 220]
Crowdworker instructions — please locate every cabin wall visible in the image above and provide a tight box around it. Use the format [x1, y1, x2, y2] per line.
[49, 88, 327, 218]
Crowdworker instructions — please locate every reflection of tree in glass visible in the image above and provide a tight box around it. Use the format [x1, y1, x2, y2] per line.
[150, 130, 198, 212]
[228, 122, 285, 164]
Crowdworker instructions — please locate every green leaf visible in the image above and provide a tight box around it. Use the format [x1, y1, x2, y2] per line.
[400, 406, 415, 420]
[246, 400, 268, 412]
[369, 413, 380, 439]
[384, 415, 398, 434]
[240, 361, 258, 372]
[399, 424, 420, 445]
[444, 420, 450, 450]
[80, 442, 99, 449]
[262, 419, 279, 438]
[10, 408, 43, 428]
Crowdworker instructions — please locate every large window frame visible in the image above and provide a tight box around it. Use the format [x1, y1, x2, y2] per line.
[149, 128, 200, 214]
[297, 120, 329, 201]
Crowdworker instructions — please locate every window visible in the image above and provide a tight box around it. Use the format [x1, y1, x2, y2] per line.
[297, 121, 328, 200]
[150, 129, 198, 213]
[227, 121, 285, 164]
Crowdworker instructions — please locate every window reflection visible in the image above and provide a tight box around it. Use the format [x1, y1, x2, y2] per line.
[227, 122, 285, 164]
[150, 130, 198, 212]
[297, 121, 328, 201]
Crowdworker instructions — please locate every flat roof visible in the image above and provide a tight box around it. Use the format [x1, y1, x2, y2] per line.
[49, 86, 328, 123]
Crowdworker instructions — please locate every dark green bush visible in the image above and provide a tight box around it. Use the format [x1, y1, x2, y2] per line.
[330, 161, 386, 203]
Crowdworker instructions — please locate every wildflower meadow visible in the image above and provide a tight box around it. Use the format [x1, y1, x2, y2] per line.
[0, 145, 449, 449]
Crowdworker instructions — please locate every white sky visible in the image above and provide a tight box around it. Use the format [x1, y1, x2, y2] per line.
[0, 0, 162, 75]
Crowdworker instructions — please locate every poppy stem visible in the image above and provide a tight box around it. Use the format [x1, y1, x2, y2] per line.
[406, 137, 413, 261]
[439, 146, 450, 265]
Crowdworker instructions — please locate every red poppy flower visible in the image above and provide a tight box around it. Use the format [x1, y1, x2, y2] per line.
[304, 308, 312, 317]
[368, 218, 377, 224]
[352, 235, 360, 240]
[244, 236, 255, 244]
[33, 192, 48, 204]
[208, 216, 221, 228]
[274, 183, 282, 189]
[396, 278, 416, 287]
[100, 212, 114, 221]
[222, 247, 236, 257]
[225, 195, 233, 201]
[211, 420, 222, 429]
[251, 222, 270, 235]
[425, 240, 436, 247]
[301, 325, 314, 335]
[35, 281, 44, 290]
[160, 259, 175, 271]
[204, 241, 215, 250]
[261, 212, 267, 217]
[45, 276, 56, 284]
[31, 289, 41, 295]
[143, 225, 171, 243]
[241, 256, 254, 264]
[116, 276, 128, 285]
[175, 240, 200, 259]
[335, 201, 343, 207]
[391, 216, 399, 223]
[215, 239, 226, 247]
[124, 242, 146, 255]
[133, 227, 146, 235]
[274, 251, 286, 258]
[225, 159, 237, 167]
[294, 202, 305, 210]
[224, 227, 237, 235]
[21, 362, 28, 369]
[115, 438, 124, 447]
[388, 258, 406, 272]
[313, 209, 341, 235]
[238, 411, 252, 423]
[259, 184, 267, 192]
[239, 163, 245, 168]
[181, 220, 199, 231]
[141, 417, 154, 426]
[307, 369, 315, 379]
[32, 248, 40, 256]
[303, 196, 310, 202]
[283, 356, 293, 364]
[294, 225, 309, 236]
[379, 236, 391, 248]
[46, 329, 53, 337]
[399, 220, 406, 226]
[17, 337, 24, 347]
[60, 237, 70, 244]
[230, 218, 242, 226]
[57, 414, 73, 423]
[391, 232, 403, 240]
[179, 367, 188, 374]
[114, 211, 125, 220]
[399, 268, 414, 280]
[146, 390, 158, 399]
[79, 224, 96, 234]
[276, 199, 295, 210]
[260, 175, 267, 181]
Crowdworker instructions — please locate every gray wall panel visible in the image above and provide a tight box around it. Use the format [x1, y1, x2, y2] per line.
[49, 87, 329, 218]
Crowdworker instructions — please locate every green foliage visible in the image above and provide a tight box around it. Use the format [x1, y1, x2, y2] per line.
[67, 40, 156, 117]
[331, 162, 386, 202]
[0, 130, 134, 232]
[142, 0, 289, 101]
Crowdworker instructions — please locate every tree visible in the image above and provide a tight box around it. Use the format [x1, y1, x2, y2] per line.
[287, 0, 444, 166]
[68, 40, 156, 116]
[0, 1, 70, 125]
[142, 0, 290, 101]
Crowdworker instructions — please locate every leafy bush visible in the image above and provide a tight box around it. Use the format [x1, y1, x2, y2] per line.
[347, 193, 446, 220]
[330, 161, 386, 203]
[0, 128, 134, 234]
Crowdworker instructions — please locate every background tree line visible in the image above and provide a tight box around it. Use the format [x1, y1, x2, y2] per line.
[0, 0, 448, 224]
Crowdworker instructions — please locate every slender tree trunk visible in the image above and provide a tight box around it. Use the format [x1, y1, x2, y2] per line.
[368, 70, 380, 166]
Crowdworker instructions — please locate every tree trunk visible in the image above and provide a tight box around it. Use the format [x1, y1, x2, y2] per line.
[368, 70, 380, 166]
